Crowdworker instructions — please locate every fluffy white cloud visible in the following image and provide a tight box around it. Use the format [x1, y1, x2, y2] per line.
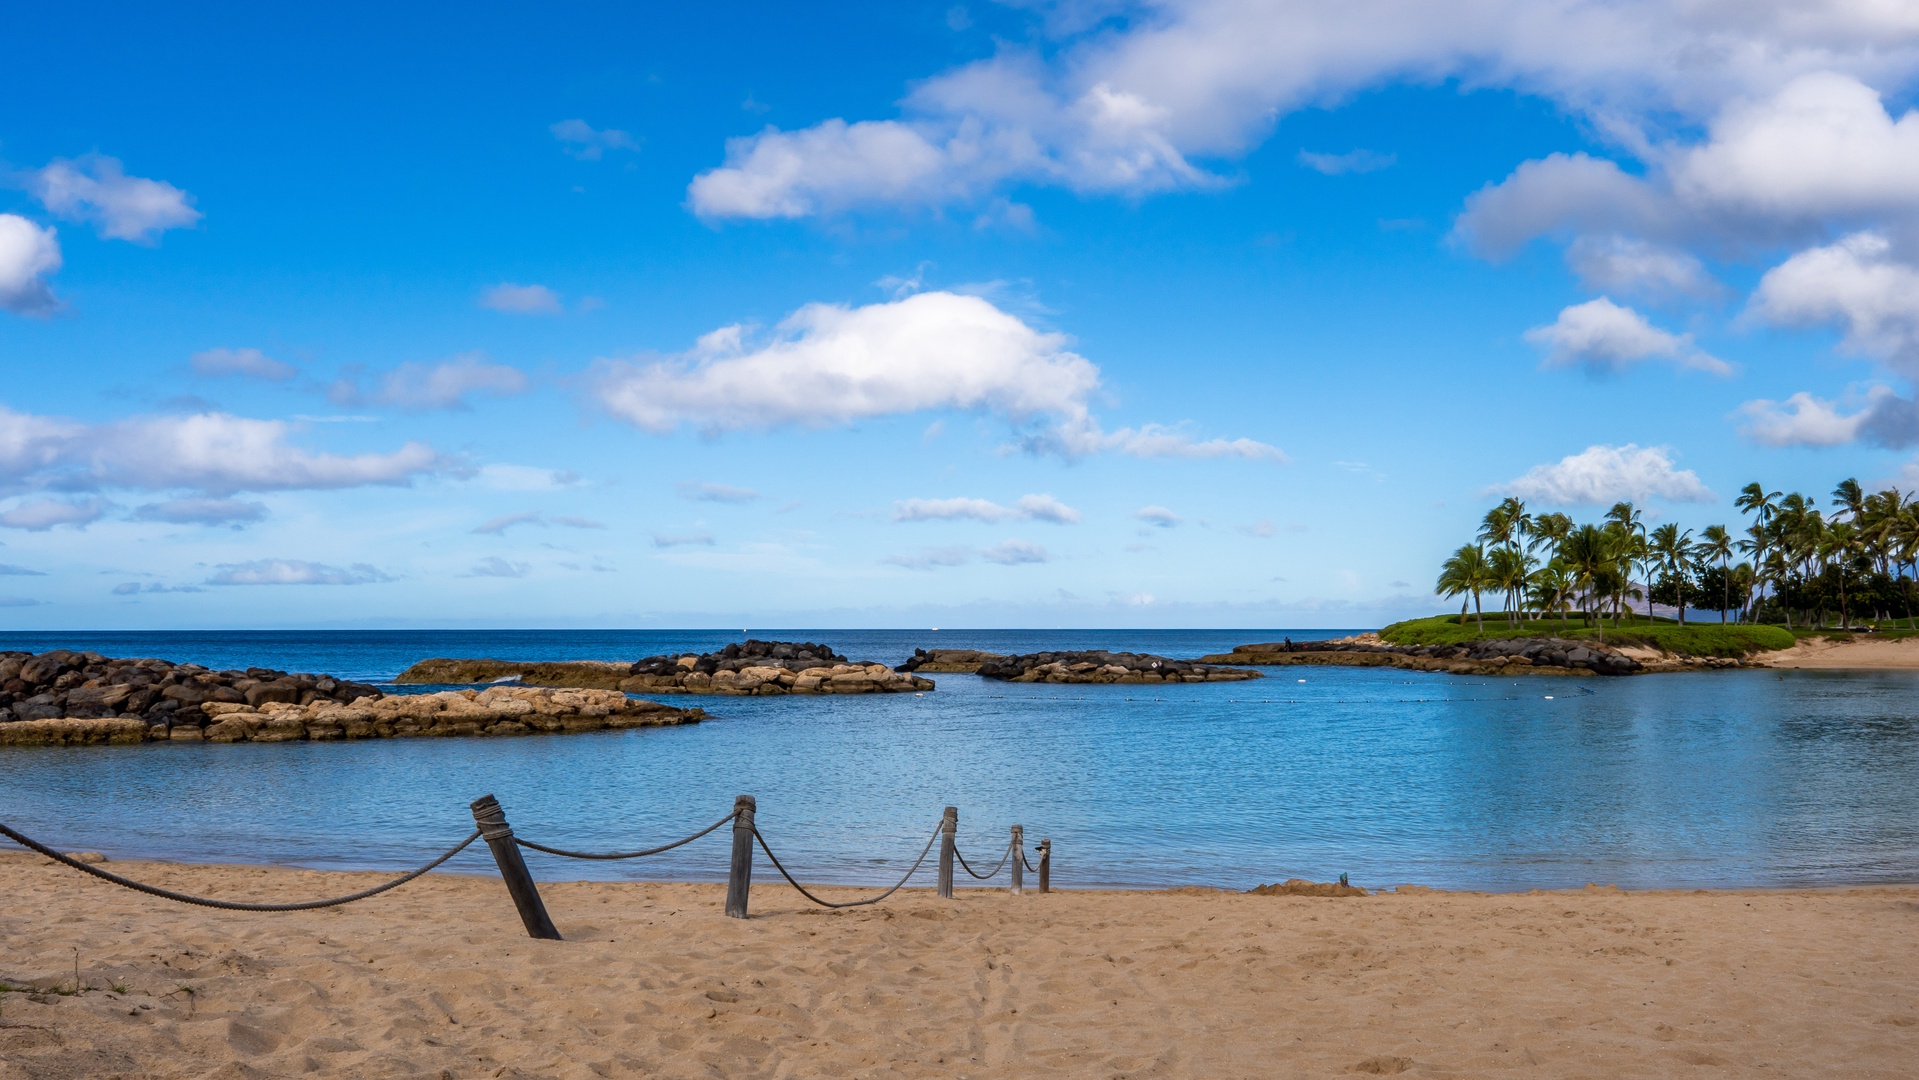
[677, 481, 760, 503]
[0, 496, 107, 531]
[1565, 235, 1717, 298]
[893, 492, 1082, 524]
[594, 292, 1096, 431]
[1297, 149, 1395, 175]
[593, 291, 1275, 459]
[130, 498, 268, 526]
[1523, 298, 1730, 375]
[207, 560, 395, 586]
[0, 405, 444, 495]
[1500, 444, 1713, 504]
[0, 215, 61, 316]
[191, 347, 296, 381]
[31, 155, 200, 242]
[691, 1, 1919, 220]
[1460, 75, 1919, 258]
[474, 465, 582, 491]
[1747, 232, 1919, 372]
[980, 539, 1049, 565]
[551, 119, 639, 161]
[1134, 505, 1182, 527]
[1736, 386, 1919, 448]
[481, 283, 563, 315]
[331, 354, 529, 410]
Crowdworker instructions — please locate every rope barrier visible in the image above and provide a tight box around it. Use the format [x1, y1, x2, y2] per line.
[0, 820, 481, 912]
[752, 822, 942, 909]
[513, 811, 738, 861]
[954, 837, 1015, 880]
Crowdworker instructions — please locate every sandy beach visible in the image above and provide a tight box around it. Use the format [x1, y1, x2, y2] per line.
[1754, 635, 1919, 669]
[2, 855, 1915, 1078]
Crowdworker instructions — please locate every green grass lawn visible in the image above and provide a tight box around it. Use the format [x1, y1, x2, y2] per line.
[1379, 614, 1796, 657]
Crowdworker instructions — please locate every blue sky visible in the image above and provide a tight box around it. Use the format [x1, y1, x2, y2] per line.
[4, 1, 1919, 628]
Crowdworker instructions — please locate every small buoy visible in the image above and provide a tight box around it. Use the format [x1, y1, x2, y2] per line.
[914, 693, 925, 698]
[1544, 695, 1554, 700]
[1297, 678, 1306, 683]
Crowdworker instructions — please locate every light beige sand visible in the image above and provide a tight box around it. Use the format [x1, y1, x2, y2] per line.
[1755, 635, 1919, 669]
[3, 855, 1917, 1079]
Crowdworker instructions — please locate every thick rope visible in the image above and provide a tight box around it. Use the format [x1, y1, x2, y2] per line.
[514, 811, 737, 861]
[0, 821, 481, 911]
[954, 837, 1015, 880]
[753, 823, 942, 909]
[1019, 846, 1037, 873]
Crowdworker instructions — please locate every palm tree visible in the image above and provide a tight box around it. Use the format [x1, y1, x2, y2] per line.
[1605, 501, 1648, 623]
[1736, 483, 1781, 621]
[1649, 522, 1697, 624]
[1698, 524, 1734, 623]
[1822, 521, 1865, 627]
[1528, 560, 1576, 630]
[1437, 544, 1495, 631]
[1562, 524, 1612, 627]
[1489, 545, 1537, 626]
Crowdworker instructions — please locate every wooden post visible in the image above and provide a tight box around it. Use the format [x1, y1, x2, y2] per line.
[936, 806, 958, 899]
[469, 794, 561, 940]
[1010, 825, 1024, 895]
[724, 795, 755, 919]
[1037, 838, 1051, 894]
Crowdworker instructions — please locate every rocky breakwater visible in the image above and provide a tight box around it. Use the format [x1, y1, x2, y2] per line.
[0, 649, 701, 747]
[898, 649, 1261, 684]
[1196, 637, 1642, 676]
[400, 640, 935, 696]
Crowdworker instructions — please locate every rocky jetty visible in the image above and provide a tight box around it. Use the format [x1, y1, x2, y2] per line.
[0, 650, 702, 747]
[399, 640, 935, 696]
[1197, 637, 1642, 676]
[893, 649, 1006, 673]
[897, 649, 1261, 684]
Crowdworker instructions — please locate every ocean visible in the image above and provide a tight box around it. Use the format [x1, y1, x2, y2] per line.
[2, 628, 1916, 892]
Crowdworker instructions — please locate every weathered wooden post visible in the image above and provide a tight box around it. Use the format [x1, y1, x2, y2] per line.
[724, 795, 756, 919]
[1037, 838, 1051, 894]
[1010, 824, 1024, 895]
[469, 794, 562, 940]
[936, 806, 958, 899]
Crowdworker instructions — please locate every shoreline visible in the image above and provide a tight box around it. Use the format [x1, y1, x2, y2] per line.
[4, 855, 1914, 1077]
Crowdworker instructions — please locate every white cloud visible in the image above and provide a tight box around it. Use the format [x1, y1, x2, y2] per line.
[0, 405, 444, 495]
[594, 290, 1279, 460]
[883, 545, 975, 570]
[1736, 386, 1919, 448]
[481, 283, 563, 315]
[474, 511, 543, 536]
[1523, 298, 1730, 375]
[0, 496, 107, 531]
[689, 2, 1919, 220]
[551, 119, 640, 161]
[130, 498, 268, 526]
[463, 556, 530, 579]
[677, 481, 760, 503]
[191, 347, 297, 381]
[31, 155, 200, 242]
[552, 516, 606, 530]
[1134, 505, 1182, 527]
[1239, 519, 1277, 538]
[474, 465, 582, 491]
[594, 291, 1097, 432]
[1747, 232, 1919, 372]
[980, 539, 1049, 564]
[207, 560, 395, 586]
[895, 496, 1020, 523]
[0, 215, 61, 316]
[112, 581, 204, 595]
[1015, 493, 1081, 524]
[1500, 444, 1713, 505]
[1565, 235, 1717, 298]
[331, 353, 529, 410]
[1297, 149, 1395, 175]
[652, 531, 715, 548]
[893, 492, 1083, 524]
[0, 563, 47, 576]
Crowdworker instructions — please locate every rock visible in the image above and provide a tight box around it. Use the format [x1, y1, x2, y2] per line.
[969, 650, 1262, 684]
[0, 652, 705, 746]
[1195, 636, 1644, 677]
[395, 640, 935, 695]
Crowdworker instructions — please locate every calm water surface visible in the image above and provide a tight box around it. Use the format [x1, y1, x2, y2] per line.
[2, 629, 1916, 892]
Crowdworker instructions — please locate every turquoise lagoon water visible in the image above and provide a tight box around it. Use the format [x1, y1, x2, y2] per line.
[2, 629, 1917, 892]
